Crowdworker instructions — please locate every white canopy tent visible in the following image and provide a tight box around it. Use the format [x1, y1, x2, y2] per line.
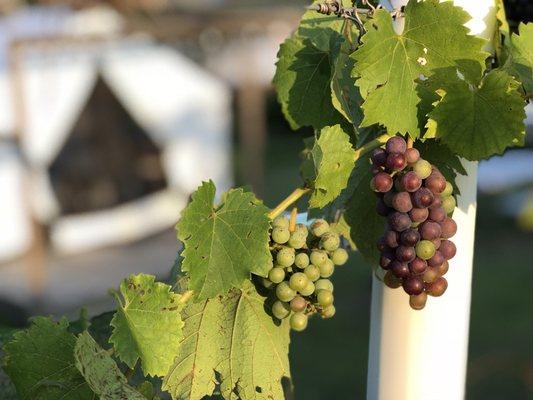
[0, 6, 232, 261]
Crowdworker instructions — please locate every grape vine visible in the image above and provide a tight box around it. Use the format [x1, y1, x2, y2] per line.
[1, 1, 531, 399]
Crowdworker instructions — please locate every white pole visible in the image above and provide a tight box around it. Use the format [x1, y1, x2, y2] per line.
[366, 1, 496, 399]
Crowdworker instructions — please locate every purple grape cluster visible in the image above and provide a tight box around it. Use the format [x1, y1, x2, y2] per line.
[371, 136, 458, 310]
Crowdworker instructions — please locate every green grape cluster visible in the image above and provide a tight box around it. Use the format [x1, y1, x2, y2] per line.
[263, 216, 349, 332]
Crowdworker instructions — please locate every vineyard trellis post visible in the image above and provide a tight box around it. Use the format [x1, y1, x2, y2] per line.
[366, 1, 497, 399]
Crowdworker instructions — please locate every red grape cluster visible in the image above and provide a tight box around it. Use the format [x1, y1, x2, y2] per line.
[371, 136, 457, 310]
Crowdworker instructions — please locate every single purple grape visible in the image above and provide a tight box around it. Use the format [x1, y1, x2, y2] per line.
[409, 257, 427, 275]
[426, 277, 448, 297]
[429, 196, 443, 210]
[384, 230, 399, 248]
[391, 192, 413, 213]
[396, 246, 416, 263]
[400, 229, 420, 247]
[411, 188, 434, 208]
[380, 252, 395, 269]
[386, 153, 407, 171]
[401, 171, 422, 192]
[419, 221, 442, 240]
[426, 174, 447, 194]
[388, 212, 411, 232]
[403, 276, 424, 295]
[371, 172, 393, 193]
[391, 261, 410, 278]
[371, 148, 388, 167]
[405, 148, 420, 164]
[385, 136, 407, 154]
[440, 218, 457, 239]
[429, 207, 446, 222]
[409, 207, 429, 223]
[427, 250, 445, 267]
[439, 240, 456, 260]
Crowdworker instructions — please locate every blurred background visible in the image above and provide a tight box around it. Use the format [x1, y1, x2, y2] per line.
[0, 0, 532, 399]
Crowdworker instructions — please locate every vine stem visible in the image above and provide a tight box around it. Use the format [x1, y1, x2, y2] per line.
[407, 136, 414, 149]
[353, 133, 389, 161]
[178, 290, 194, 305]
[289, 207, 298, 232]
[268, 188, 311, 220]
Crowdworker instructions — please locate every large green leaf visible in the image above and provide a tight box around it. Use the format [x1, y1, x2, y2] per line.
[344, 161, 385, 265]
[427, 69, 526, 160]
[74, 332, 146, 400]
[352, 0, 487, 137]
[3, 317, 95, 400]
[109, 274, 184, 377]
[309, 125, 355, 209]
[163, 282, 291, 400]
[176, 181, 272, 300]
[0, 327, 19, 400]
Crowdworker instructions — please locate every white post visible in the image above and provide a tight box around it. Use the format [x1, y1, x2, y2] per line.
[366, 1, 496, 399]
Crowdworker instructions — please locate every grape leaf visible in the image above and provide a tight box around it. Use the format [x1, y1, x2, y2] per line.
[163, 281, 291, 400]
[0, 327, 18, 400]
[88, 311, 114, 351]
[344, 160, 385, 265]
[109, 274, 185, 377]
[507, 23, 533, 94]
[3, 317, 95, 400]
[74, 332, 146, 400]
[309, 125, 356, 209]
[427, 69, 526, 160]
[352, 0, 487, 137]
[176, 181, 272, 300]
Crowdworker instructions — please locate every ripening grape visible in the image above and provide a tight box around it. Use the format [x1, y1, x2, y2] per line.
[396, 246, 416, 263]
[437, 260, 449, 276]
[276, 282, 296, 302]
[272, 300, 291, 319]
[439, 240, 456, 260]
[272, 216, 289, 229]
[289, 272, 309, 292]
[400, 229, 420, 247]
[388, 212, 411, 232]
[403, 276, 424, 295]
[372, 148, 388, 167]
[422, 265, 440, 283]
[411, 187, 434, 208]
[310, 250, 328, 266]
[429, 207, 446, 223]
[294, 253, 310, 269]
[377, 237, 388, 252]
[413, 159, 432, 179]
[409, 292, 428, 310]
[429, 196, 442, 210]
[318, 259, 334, 278]
[425, 174, 446, 194]
[288, 233, 306, 249]
[409, 207, 429, 223]
[427, 250, 445, 267]
[409, 257, 427, 275]
[384, 230, 399, 248]
[432, 238, 441, 250]
[380, 252, 395, 269]
[442, 196, 456, 215]
[315, 279, 334, 293]
[384, 270, 402, 288]
[405, 147, 420, 164]
[401, 171, 422, 192]
[331, 248, 349, 265]
[392, 192, 413, 213]
[385, 136, 407, 154]
[290, 312, 308, 331]
[415, 240, 436, 260]
[391, 261, 410, 278]
[386, 152, 407, 171]
[290, 296, 307, 313]
[268, 267, 285, 284]
[276, 247, 295, 267]
[272, 226, 290, 244]
[294, 223, 308, 236]
[316, 289, 334, 307]
[419, 221, 442, 241]
[300, 281, 315, 296]
[426, 277, 448, 297]
[310, 219, 329, 237]
[440, 218, 457, 238]
[320, 232, 340, 251]
[321, 305, 336, 319]
[304, 264, 320, 281]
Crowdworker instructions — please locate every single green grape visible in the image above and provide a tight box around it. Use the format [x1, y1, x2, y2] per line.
[415, 240, 436, 260]
[272, 300, 290, 320]
[289, 272, 309, 292]
[268, 267, 285, 284]
[321, 305, 336, 319]
[315, 279, 334, 293]
[272, 216, 289, 229]
[311, 219, 329, 237]
[316, 289, 334, 307]
[310, 250, 328, 267]
[288, 233, 306, 249]
[290, 296, 307, 312]
[442, 181, 453, 197]
[290, 312, 308, 332]
[294, 253, 310, 269]
[294, 223, 309, 237]
[262, 278, 274, 289]
[331, 248, 349, 266]
[442, 195, 456, 215]
[318, 258, 334, 278]
[320, 232, 340, 251]
[271, 226, 290, 244]
[276, 247, 295, 267]
[304, 264, 320, 281]
[413, 159, 432, 179]
[299, 281, 315, 296]
[276, 282, 296, 302]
